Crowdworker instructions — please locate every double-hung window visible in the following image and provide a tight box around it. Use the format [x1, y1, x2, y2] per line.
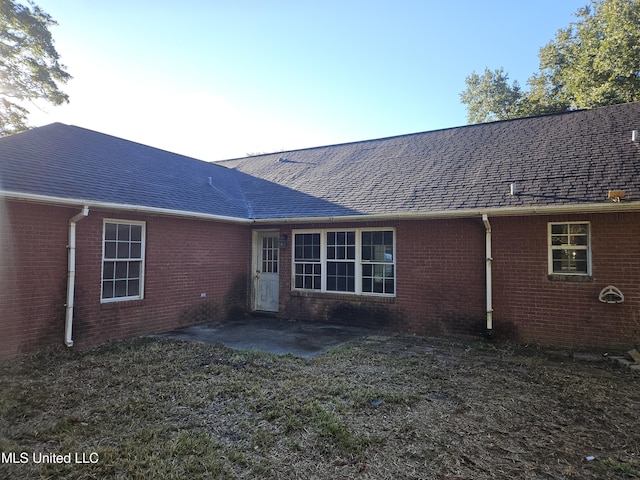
[326, 231, 356, 292]
[548, 222, 591, 275]
[293, 228, 395, 296]
[102, 220, 145, 302]
[294, 233, 321, 290]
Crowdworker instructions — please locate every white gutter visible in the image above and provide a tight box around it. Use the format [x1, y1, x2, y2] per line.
[0, 190, 251, 224]
[251, 201, 640, 224]
[482, 214, 493, 335]
[1, 189, 639, 225]
[65, 206, 89, 347]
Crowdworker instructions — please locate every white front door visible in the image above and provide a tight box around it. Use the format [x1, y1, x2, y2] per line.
[254, 232, 280, 312]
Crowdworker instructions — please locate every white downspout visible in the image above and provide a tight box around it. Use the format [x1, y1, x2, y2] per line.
[65, 206, 89, 347]
[482, 214, 493, 335]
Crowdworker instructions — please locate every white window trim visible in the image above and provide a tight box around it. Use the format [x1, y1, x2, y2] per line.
[101, 219, 146, 303]
[547, 221, 591, 276]
[292, 227, 396, 297]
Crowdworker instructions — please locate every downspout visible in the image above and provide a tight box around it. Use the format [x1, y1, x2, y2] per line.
[65, 206, 89, 347]
[482, 214, 493, 336]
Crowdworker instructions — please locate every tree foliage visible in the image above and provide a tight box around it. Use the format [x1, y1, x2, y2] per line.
[460, 0, 640, 123]
[0, 0, 70, 136]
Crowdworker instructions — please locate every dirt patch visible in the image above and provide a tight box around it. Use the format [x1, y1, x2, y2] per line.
[0, 334, 638, 479]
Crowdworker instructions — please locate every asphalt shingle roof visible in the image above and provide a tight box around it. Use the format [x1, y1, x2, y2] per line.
[221, 102, 640, 218]
[0, 123, 250, 218]
[1, 102, 639, 221]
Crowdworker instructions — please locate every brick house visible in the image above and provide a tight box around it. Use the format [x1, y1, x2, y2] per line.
[1, 102, 639, 359]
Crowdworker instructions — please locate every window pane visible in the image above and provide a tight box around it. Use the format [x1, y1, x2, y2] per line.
[115, 261, 128, 279]
[130, 242, 142, 258]
[117, 224, 130, 241]
[115, 280, 127, 297]
[105, 223, 117, 240]
[117, 242, 130, 259]
[103, 262, 115, 280]
[552, 249, 588, 273]
[130, 225, 142, 241]
[102, 280, 114, 299]
[105, 242, 116, 258]
[327, 246, 336, 259]
[129, 261, 141, 278]
[128, 279, 140, 296]
[551, 224, 568, 235]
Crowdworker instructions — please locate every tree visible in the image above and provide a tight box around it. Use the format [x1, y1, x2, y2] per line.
[460, 0, 640, 123]
[458, 68, 523, 124]
[0, 0, 70, 136]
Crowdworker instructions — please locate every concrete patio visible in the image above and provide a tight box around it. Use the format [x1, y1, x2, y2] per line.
[155, 316, 376, 359]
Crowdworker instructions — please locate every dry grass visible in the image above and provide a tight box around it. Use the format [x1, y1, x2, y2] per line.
[1, 333, 639, 479]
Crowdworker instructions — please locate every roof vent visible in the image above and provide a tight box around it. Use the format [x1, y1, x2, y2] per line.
[632, 130, 639, 142]
[510, 182, 518, 196]
[208, 177, 214, 186]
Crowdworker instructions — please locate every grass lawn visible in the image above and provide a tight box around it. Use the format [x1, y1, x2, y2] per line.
[1, 333, 639, 479]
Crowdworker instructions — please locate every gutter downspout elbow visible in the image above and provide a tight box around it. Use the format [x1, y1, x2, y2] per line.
[482, 214, 493, 336]
[65, 206, 89, 347]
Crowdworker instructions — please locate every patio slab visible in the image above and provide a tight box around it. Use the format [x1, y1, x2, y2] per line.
[155, 317, 376, 359]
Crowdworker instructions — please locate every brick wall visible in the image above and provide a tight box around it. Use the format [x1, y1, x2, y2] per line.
[0, 201, 251, 360]
[491, 212, 640, 350]
[267, 218, 487, 337]
[0, 201, 70, 359]
[266, 213, 639, 350]
[2, 199, 638, 360]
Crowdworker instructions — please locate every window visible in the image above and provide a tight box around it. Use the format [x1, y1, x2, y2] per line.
[102, 220, 145, 302]
[294, 233, 321, 290]
[362, 230, 395, 294]
[326, 231, 355, 292]
[292, 229, 395, 296]
[548, 222, 590, 275]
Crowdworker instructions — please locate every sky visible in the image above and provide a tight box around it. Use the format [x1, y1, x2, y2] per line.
[28, 1, 589, 162]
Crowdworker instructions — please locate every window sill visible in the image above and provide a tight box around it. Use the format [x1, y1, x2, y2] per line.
[101, 298, 146, 310]
[547, 274, 593, 283]
[290, 290, 396, 303]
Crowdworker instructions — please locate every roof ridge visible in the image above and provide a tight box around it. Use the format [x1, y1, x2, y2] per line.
[220, 102, 640, 163]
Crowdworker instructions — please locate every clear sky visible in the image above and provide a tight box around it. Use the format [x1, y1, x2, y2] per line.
[28, 1, 588, 161]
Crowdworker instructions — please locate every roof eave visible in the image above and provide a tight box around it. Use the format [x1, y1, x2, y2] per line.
[3, 190, 639, 225]
[250, 201, 640, 224]
[0, 190, 252, 224]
